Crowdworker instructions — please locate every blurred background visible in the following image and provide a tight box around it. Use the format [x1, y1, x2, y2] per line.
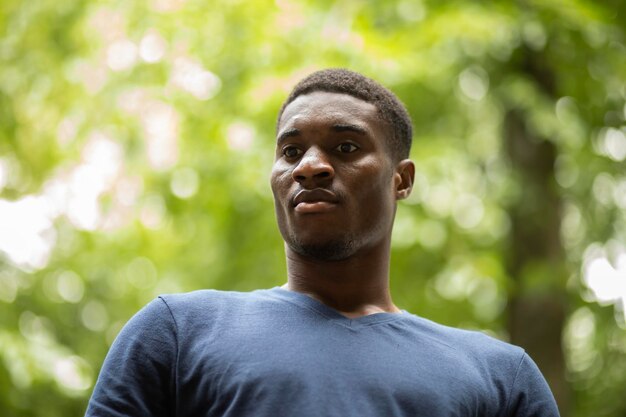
[0, 0, 625, 415]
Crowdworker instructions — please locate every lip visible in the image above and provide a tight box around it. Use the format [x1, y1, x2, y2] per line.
[292, 189, 339, 213]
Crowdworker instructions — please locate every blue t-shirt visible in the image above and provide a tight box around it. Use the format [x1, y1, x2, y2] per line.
[85, 287, 560, 416]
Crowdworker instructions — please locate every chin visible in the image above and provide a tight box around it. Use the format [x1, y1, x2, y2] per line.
[289, 237, 355, 262]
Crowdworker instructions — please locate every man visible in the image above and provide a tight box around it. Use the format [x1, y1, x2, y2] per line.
[85, 69, 560, 416]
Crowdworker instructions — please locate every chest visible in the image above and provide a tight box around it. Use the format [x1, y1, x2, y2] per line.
[175, 317, 496, 417]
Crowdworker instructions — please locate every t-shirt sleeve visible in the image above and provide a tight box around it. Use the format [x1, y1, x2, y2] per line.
[85, 297, 178, 417]
[505, 353, 560, 417]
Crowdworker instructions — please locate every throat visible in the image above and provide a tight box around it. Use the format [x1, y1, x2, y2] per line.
[283, 237, 397, 317]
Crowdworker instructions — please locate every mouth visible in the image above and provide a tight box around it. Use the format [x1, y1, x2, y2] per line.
[292, 189, 339, 214]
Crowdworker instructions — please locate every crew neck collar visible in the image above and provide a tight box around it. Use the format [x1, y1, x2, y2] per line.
[264, 286, 407, 329]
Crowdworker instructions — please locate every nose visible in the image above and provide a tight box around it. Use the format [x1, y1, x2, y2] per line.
[292, 147, 334, 186]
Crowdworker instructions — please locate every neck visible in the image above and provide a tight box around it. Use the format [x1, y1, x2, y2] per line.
[283, 240, 400, 318]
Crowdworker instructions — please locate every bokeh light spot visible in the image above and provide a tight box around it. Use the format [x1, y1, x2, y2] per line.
[416, 219, 447, 250]
[452, 194, 485, 229]
[171, 57, 221, 100]
[0, 271, 18, 303]
[0, 196, 56, 271]
[107, 39, 138, 72]
[227, 122, 255, 151]
[140, 194, 166, 229]
[81, 300, 109, 332]
[0, 158, 8, 191]
[565, 307, 598, 374]
[458, 66, 489, 101]
[54, 356, 92, 392]
[142, 101, 180, 170]
[126, 257, 158, 289]
[57, 271, 85, 303]
[139, 30, 167, 63]
[171, 167, 199, 199]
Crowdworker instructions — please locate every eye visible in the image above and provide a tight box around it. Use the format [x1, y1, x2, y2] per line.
[282, 146, 303, 158]
[336, 142, 359, 153]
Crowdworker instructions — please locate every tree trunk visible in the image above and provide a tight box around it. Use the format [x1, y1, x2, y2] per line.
[503, 106, 570, 416]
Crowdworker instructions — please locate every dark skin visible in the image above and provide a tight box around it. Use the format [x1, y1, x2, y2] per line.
[271, 91, 415, 319]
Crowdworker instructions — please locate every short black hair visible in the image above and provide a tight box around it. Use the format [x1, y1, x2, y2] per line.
[277, 68, 413, 160]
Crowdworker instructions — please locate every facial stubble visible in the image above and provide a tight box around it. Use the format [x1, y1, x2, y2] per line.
[287, 230, 356, 262]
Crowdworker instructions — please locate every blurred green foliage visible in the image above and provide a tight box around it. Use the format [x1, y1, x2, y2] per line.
[0, 0, 625, 416]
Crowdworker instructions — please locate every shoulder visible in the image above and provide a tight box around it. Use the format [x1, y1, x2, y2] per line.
[405, 314, 522, 353]
[400, 315, 560, 414]
[400, 313, 525, 370]
[156, 288, 278, 327]
[158, 287, 274, 310]
[159, 288, 260, 304]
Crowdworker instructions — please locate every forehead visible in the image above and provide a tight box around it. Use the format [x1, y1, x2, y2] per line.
[278, 91, 384, 134]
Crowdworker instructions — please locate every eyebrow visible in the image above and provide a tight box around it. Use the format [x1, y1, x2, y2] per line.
[277, 124, 369, 144]
[331, 124, 368, 136]
[276, 128, 300, 144]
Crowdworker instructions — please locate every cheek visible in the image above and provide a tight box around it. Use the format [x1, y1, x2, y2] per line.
[352, 157, 394, 188]
[352, 167, 396, 216]
[270, 168, 294, 224]
[270, 166, 289, 196]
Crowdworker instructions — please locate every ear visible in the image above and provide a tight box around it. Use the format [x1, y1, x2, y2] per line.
[393, 159, 415, 201]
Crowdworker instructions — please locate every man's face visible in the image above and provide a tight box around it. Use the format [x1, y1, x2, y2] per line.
[271, 91, 404, 261]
